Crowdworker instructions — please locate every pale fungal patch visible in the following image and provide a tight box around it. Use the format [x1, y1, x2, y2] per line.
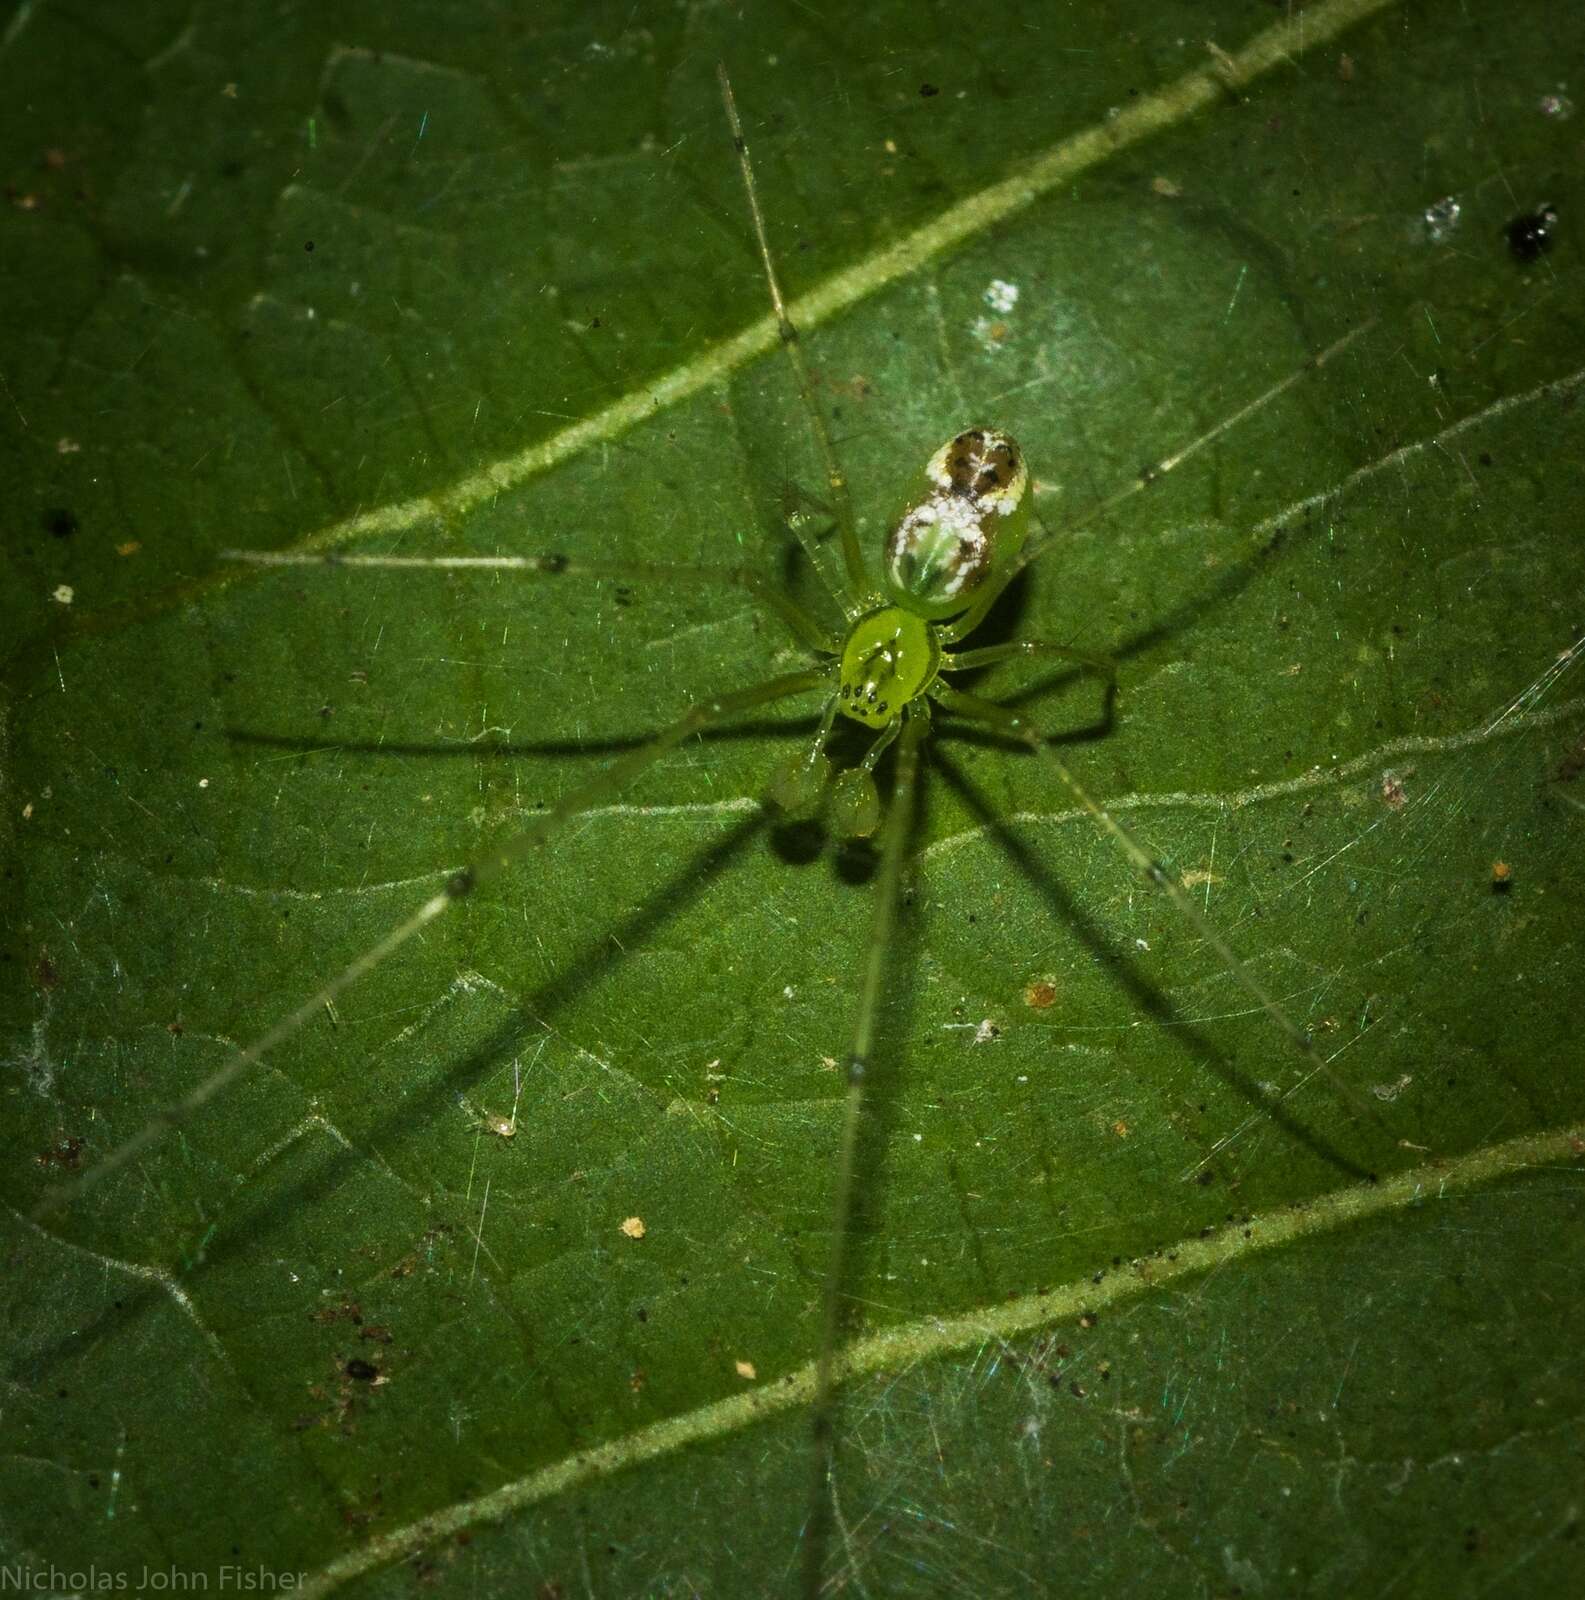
[1422, 195, 1461, 244]
[1380, 768, 1411, 810]
[51, 584, 74, 605]
[619, 1216, 646, 1239]
[1179, 868, 1223, 890]
[1372, 1073, 1414, 1102]
[734, 1359, 757, 1380]
[970, 315, 1011, 355]
[982, 278, 1019, 313]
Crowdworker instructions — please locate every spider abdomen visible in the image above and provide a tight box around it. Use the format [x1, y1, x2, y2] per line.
[882, 428, 1031, 621]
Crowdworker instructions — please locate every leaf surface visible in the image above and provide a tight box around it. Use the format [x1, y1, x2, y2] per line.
[4, 3, 1583, 1596]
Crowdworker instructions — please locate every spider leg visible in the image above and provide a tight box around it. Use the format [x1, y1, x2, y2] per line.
[718, 63, 873, 618]
[221, 548, 837, 656]
[801, 702, 928, 1598]
[941, 637, 1117, 686]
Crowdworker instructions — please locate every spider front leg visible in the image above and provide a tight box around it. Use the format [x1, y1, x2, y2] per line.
[941, 637, 1118, 687]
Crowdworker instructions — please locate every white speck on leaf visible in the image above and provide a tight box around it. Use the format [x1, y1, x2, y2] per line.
[983, 278, 1019, 313]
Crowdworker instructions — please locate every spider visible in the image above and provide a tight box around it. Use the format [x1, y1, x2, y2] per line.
[32, 61, 1386, 1598]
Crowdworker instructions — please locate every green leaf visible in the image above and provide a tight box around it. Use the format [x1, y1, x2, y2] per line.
[4, 2, 1583, 1596]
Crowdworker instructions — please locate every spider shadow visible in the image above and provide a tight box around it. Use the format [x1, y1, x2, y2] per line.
[46, 486, 1357, 1377]
[210, 809, 797, 1267]
[30, 489, 1363, 1384]
[953, 473, 1340, 711]
[929, 743, 1376, 1182]
[225, 709, 825, 765]
[18, 806, 792, 1380]
[228, 713, 898, 896]
[815, 778, 930, 1325]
